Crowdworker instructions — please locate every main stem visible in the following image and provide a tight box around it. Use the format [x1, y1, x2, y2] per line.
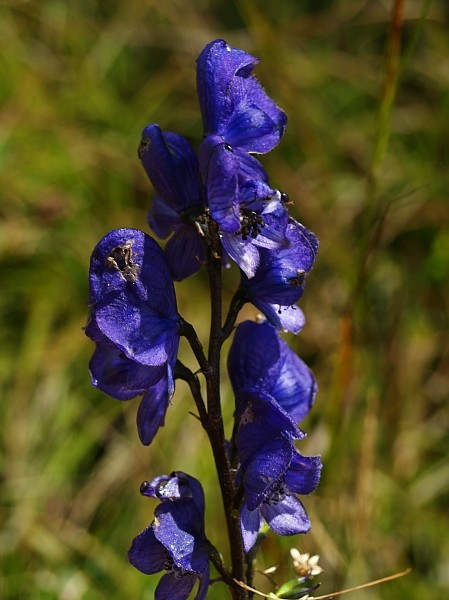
[205, 221, 249, 600]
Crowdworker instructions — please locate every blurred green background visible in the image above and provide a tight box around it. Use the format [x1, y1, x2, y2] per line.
[1, 0, 448, 598]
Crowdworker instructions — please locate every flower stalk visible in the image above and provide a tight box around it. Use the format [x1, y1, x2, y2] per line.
[205, 220, 249, 598]
[85, 38, 322, 599]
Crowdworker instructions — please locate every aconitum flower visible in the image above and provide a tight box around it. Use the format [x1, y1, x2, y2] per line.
[86, 228, 180, 444]
[198, 134, 285, 235]
[241, 217, 318, 333]
[139, 471, 205, 513]
[128, 472, 209, 600]
[239, 442, 322, 553]
[234, 391, 322, 552]
[88, 339, 175, 445]
[138, 124, 206, 281]
[197, 39, 287, 236]
[234, 388, 306, 464]
[228, 320, 317, 423]
[218, 199, 290, 279]
[88, 228, 180, 364]
[139, 124, 287, 279]
[197, 39, 287, 153]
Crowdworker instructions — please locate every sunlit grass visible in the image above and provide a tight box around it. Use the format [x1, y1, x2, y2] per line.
[1, 1, 448, 598]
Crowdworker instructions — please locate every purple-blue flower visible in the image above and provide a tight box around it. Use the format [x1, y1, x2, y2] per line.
[197, 39, 288, 237]
[197, 39, 287, 151]
[128, 472, 209, 600]
[138, 124, 206, 281]
[228, 320, 317, 424]
[233, 391, 322, 552]
[239, 441, 322, 553]
[87, 335, 175, 445]
[139, 124, 288, 279]
[88, 228, 180, 364]
[234, 388, 306, 465]
[198, 135, 285, 235]
[139, 471, 205, 513]
[240, 217, 318, 333]
[86, 228, 180, 444]
[218, 200, 290, 279]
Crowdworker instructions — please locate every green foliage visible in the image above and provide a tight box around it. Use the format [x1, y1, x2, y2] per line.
[1, 0, 448, 598]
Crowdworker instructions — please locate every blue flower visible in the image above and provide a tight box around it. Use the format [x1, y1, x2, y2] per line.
[128, 472, 209, 600]
[239, 441, 322, 553]
[88, 228, 180, 367]
[197, 39, 287, 151]
[87, 333, 175, 445]
[86, 228, 180, 444]
[139, 123, 287, 279]
[219, 196, 291, 279]
[200, 137, 290, 276]
[228, 320, 317, 424]
[138, 124, 206, 281]
[197, 39, 288, 243]
[233, 391, 322, 553]
[234, 389, 305, 463]
[241, 217, 318, 333]
[198, 135, 286, 236]
[139, 471, 205, 513]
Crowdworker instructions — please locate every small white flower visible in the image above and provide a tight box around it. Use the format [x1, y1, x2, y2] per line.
[290, 548, 323, 578]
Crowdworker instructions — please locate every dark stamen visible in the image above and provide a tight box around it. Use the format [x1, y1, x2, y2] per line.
[238, 210, 265, 240]
[106, 244, 139, 282]
[265, 481, 288, 506]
